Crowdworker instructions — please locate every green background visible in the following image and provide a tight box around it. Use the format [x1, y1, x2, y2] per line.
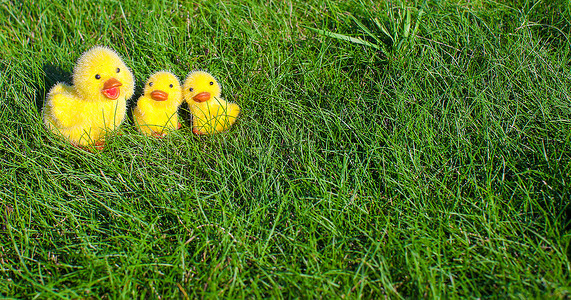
[0, 0, 569, 298]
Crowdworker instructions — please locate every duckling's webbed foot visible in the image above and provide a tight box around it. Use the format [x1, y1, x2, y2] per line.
[192, 128, 206, 135]
[71, 140, 105, 153]
[151, 131, 167, 138]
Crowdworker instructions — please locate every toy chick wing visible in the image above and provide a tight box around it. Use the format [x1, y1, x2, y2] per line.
[43, 46, 135, 148]
[133, 71, 183, 137]
[44, 83, 82, 129]
[182, 71, 240, 135]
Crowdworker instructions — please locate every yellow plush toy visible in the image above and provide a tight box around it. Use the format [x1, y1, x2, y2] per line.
[43, 46, 135, 150]
[182, 71, 240, 135]
[132, 71, 183, 137]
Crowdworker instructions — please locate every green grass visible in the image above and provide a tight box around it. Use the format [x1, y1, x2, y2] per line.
[1, 0, 570, 298]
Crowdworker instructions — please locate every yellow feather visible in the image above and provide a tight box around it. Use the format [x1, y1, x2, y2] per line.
[133, 71, 183, 137]
[182, 71, 240, 135]
[43, 46, 135, 147]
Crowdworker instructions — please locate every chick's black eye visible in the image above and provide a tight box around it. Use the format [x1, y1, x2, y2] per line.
[209, 81, 214, 85]
[95, 74, 101, 79]
[149, 82, 153, 87]
[116, 68, 120, 73]
[189, 88, 193, 92]
[169, 84, 173, 88]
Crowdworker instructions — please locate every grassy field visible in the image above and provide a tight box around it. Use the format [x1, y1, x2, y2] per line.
[1, 0, 570, 298]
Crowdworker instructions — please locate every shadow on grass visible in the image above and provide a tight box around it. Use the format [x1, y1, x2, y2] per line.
[37, 63, 73, 113]
[178, 101, 192, 129]
[124, 82, 145, 127]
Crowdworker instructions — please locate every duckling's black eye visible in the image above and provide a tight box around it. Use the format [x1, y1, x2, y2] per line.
[116, 68, 120, 73]
[149, 82, 153, 87]
[189, 88, 193, 92]
[169, 84, 173, 88]
[95, 74, 101, 79]
[209, 81, 214, 85]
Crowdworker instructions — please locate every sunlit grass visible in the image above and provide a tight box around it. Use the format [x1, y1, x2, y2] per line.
[0, 0, 569, 298]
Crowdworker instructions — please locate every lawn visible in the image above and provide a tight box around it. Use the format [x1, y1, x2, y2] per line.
[0, 0, 570, 298]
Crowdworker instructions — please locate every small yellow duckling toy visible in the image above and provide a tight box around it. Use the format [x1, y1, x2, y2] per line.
[43, 46, 135, 150]
[132, 71, 183, 137]
[182, 71, 240, 135]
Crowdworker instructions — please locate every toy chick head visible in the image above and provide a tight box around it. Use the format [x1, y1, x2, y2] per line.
[142, 71, 182, 106]
[72, 46, 135, 102]
[182, 71, 222, 104]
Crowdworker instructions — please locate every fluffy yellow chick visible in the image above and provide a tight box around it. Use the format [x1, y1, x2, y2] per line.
[133, 71, 183, 137]
[43, 46, 135, 149]
[182, 71, 240, 135]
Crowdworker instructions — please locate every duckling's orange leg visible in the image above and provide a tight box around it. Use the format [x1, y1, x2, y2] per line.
[151, 131, 166, 138]
[192, 128, 207, 135]
[92, 140, 105, 151]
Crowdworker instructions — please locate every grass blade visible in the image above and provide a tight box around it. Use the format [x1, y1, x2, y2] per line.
[404, 8, 411, 38]
[349, 14, 383, 46]
[412, 0, 427, 37]
[305, 27, 380, 50]
[375, 17, 395, 43]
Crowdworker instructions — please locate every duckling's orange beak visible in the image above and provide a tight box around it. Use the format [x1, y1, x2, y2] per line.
[102, 78, 122, 100]
[193, 92, 210, 103]
[150, 90, 168, 101]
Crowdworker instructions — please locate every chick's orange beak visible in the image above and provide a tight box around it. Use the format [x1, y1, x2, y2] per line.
[193, 92, 210, 103]
[150, 90, 168, 101]
[102, 78, 122, 100]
